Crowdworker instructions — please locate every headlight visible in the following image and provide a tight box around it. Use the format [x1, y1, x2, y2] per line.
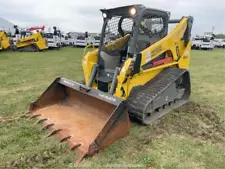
[102, 13, 107, 18]
[130, 7, 136, 15]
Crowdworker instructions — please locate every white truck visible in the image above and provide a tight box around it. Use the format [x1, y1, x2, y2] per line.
[64, 35, 70, 46]
[192, 36, 214, 50]
[213, 38, 225, 48]
[43, 33, 60, 49]
[73, 35, 88, 47]
[92, 35, 100, 47]
[222, 39, 225, 48]
[67, 35, 75, 46]
[60, 34, 71, 47]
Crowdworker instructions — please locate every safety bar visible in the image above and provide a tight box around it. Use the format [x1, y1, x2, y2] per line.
[169, 19, 181, 24]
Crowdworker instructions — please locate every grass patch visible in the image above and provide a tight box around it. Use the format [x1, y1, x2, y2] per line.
[0, 48, 224, 168]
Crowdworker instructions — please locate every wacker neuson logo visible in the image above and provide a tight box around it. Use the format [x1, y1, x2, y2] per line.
[63, 80, 75, 86]
[99, 93, 116, 102]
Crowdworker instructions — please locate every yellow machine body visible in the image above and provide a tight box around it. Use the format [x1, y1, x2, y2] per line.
[0, 31, 10, 50]
[16, 32, 48, 51]
[82, 17, 191, 99]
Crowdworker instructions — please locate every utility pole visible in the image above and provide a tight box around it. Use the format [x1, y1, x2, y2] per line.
[212, 26, 215, 34]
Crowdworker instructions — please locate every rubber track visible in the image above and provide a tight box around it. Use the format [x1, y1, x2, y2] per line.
[127, 67, 187, 123]
[18, 45, 38, 52]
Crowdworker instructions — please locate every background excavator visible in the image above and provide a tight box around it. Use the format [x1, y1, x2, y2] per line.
[0, 31, 10, 51]
[29, 4, 194, 165]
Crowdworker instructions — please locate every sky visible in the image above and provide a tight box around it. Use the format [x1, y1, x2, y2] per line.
[1, 0, 225, 35]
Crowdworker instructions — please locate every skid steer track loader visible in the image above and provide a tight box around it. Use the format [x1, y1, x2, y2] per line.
[15, 32, 48, 52]
[29, 4, 194, 165]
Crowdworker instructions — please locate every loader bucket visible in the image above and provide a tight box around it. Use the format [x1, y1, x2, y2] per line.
[29, 77, 130, 165]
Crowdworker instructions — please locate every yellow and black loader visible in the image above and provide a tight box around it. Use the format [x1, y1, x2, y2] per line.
[29, 4, 194, 165]
[15, 32, 48, 52]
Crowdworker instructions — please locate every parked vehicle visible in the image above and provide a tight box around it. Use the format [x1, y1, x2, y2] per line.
[192, 36, 214, 50]
[73, 35, 88, 47]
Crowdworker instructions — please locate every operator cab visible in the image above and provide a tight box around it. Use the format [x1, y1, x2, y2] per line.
[93, 5, 170, 92]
